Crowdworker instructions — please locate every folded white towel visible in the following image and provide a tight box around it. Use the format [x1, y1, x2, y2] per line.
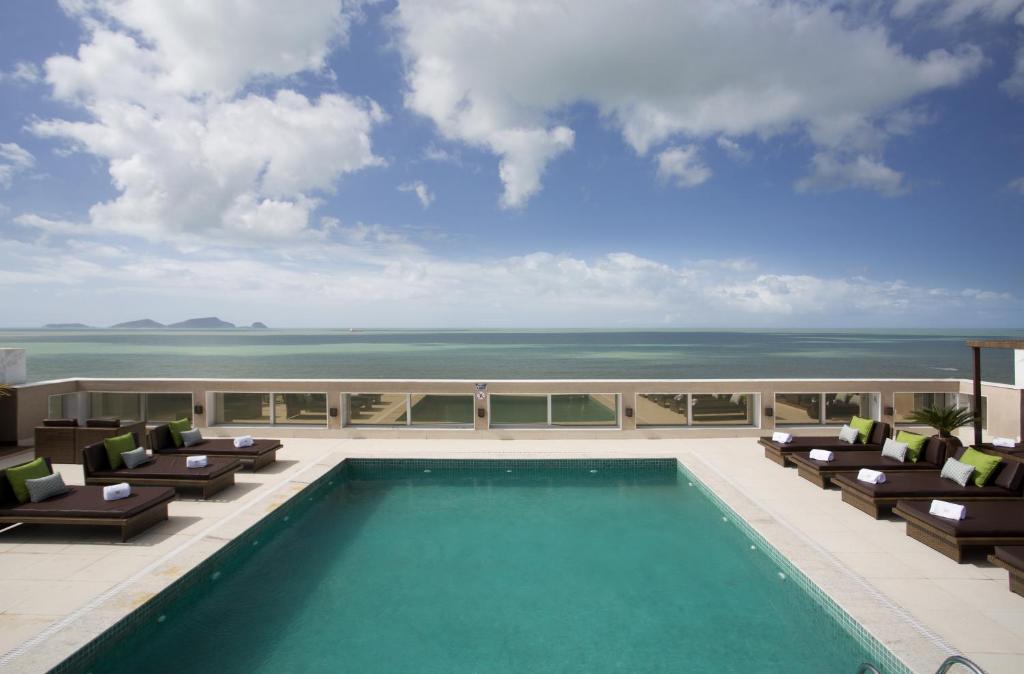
[929, 499, 966, 521]
[102, 482, 131, 501]
[809, 449, 834, 462]
[992, 437, 1016, 448]
[233, 435, 254, 448]
[186, 455, 208, 468]
[772, 431, 793, 444]
[856, 468, 886, 484]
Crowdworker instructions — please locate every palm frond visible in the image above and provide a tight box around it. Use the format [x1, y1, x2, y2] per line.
[905, 405, 975, 436]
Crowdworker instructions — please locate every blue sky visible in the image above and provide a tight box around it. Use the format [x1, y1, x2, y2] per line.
[0, 0, 1022, 328]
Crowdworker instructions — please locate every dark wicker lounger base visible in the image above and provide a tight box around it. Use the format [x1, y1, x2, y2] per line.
[893, 500, 1024, 563]
[987, 546, 1024, 596]
[0, 486, 174, 541]
[758, 422, 891, 466]
[788, 436, 949, 489]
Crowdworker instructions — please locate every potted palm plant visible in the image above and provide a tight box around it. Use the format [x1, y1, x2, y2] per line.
[905, 404, 974, 447]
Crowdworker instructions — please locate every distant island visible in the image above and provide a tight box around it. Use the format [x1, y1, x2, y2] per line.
[41, 317, 272, 329]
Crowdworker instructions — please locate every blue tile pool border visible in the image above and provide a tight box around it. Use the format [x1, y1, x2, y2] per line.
[48, 458, 909, 674]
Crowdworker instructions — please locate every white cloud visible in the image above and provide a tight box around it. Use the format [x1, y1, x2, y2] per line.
[0, 231, 1015, 327]
[0, 142, 35, 188]
[716, 137, 750, 162]
[0, 61, 41, 84]
[1008, 176, 1024, 193]
[398, 180, 435, 208]
[656, 145, 712, 189]
[394, 0, 982, 206]
[795, 153, 907, 196]
[24, 1, 384, 242]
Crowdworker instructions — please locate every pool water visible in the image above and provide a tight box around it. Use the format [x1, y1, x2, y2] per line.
[78, 460, 887, 673]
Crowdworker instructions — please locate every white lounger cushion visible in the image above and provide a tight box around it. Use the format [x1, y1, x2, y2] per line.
[940, 458, 975, 487]
[838, 425, 859, 444]
[880, 438, 908, 463]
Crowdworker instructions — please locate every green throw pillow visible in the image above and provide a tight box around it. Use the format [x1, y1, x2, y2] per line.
[168, 418, 191, 448]
[849, 416, 874, 444]
[103, 433, 135, 470]
[6, 458, 51, 504]
[896, 431, 928, 463]
[959, 447, 1001, 487]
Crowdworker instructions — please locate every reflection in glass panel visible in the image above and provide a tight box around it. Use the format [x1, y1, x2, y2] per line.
[346, 393, 408, 426]
[410, 394, 473, 425]
[774, 394, 820, 426]
[275, 393, 327, 426]
[893, 393, 956, 424]
[957, 394, 987, 430]
[48, 394, 67, 419]
[691, 394, 754, 426]
[145, 393, 192, 423]
[824, 393, 871, 424]
[551, 394, 618, 426]
[214, 393, 270, 425]
[490, 395, 548, 425]
[89, 392, 142, 421]
[635, 394, 688, 426]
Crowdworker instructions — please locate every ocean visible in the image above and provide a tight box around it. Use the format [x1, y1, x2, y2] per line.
[1, 329, 1020, 383]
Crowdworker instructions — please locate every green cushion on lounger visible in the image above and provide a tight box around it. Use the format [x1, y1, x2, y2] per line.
[896, 431, 927, 463]
[959, 447, 1002, 487]
[6, 458, 52, 504]
[168, 418, 191, 448]
[849, 416, 874, 444]
[103, 433, 135, 470]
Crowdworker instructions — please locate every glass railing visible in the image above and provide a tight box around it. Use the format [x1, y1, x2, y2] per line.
[775, 392, 875, 426]
[691, 394, 755, 426]
[635, 394, 688, 426]
[213, 392, 271, 425]
[490, 394, 619, 427]
[346, 393, 474, 426]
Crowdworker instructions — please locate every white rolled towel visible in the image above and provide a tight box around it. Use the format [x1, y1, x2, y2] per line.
[103, 482, 131, 501]
[233, 435, 254, 448]
[186, 455, 208, 468]
[992, 437, 1016, 448]
[772, 431, 793, 444]
[856, 468, 886, 484]
[809, 449, 834, 462]
[929, 499, 966, 521]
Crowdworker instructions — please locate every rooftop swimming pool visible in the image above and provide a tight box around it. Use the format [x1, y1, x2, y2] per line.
[70, 459, 903, 673]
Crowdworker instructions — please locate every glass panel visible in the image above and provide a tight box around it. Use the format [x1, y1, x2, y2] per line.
[635, 394, 688, 426]
[894, 393, 957, 424]
[410, 394, 473, 426]
[346, 393, 408, 426]
[691, 393, 754, 426]
[89, 392, 142, 421]
[145, 393, 193, 423]
[214, 393, 271, 425]
[774, 394, 820, 426]
[47, 394, 66, 419]
[274, 393, 327, 426]
[490, 395, 548, 425]
[823, 393, 871, 425]
[957, 394, 987, 430]
[551, 394, 618, 426]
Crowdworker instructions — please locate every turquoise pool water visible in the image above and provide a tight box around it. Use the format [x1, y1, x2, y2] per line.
[75, 460, 892, 673]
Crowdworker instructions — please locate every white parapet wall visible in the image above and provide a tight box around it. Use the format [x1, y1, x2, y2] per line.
[1016, 349, 1024, 388]
[0, 348, 26, 385]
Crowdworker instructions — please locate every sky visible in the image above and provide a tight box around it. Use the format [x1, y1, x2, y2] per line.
[0, 0, 1022, 329]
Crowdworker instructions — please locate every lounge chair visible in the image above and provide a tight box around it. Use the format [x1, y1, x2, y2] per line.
[788, 435, 949, 489]
[82, 433, 243, 499]
[0, 459, 174, 541]
[759, 421, 891, 466]
[148, 424, 281, 471]
[976, 441, 1023, 464]
[33, 417, 147, 464]
[893, 500, 1024, 562]
[833, 450, 1023, 518]
[987, 546, 1024, 597]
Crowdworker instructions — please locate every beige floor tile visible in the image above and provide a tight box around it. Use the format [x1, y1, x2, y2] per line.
[5, 580, 116, 616]
[0, 614, 58, 659]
